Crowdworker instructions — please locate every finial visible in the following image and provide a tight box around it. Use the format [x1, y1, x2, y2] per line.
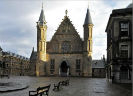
[32, 47, 34, 52]
[42, 2, 43, 9]
[88, 0, 90, 9]
[65, 10, 68, 16]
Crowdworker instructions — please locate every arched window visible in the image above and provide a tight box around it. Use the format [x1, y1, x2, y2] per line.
[61, 41, 71, 53]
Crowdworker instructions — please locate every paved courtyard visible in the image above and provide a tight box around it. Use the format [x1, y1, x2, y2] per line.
[0, 76, 132, 96]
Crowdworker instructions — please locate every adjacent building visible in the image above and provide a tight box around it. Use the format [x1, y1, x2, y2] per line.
[105, 4, 132, 83]
[30, 5, 93, 77]
[29, 47, 37, 76]
[0, 46, 30, 76]
[92, 59, 106, 78]
[0, 47, 3, 75]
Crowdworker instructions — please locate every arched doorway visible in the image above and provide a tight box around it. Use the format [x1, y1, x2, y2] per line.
[60, 61, 69, 76]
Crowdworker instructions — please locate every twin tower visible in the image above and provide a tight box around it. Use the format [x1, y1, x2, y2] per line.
[37, 7, 93, 61]
[35, 4, 93, 77]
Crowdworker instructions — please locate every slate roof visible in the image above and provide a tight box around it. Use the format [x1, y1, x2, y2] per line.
[0, 46, 2, 51]
[92, 60, 105, 68]
[127, 3, 132, 8]
[38, 8, 46, 25]
[84, 8, 93, 25]
[105, 3, 132, 32]
[30, 51, 37, 60]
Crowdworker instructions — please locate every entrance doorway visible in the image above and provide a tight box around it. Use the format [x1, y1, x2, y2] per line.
[60, 61, 69, 76]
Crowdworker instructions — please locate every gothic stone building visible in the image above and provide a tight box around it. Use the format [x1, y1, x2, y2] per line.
[30, 7, 93, 77]
[105, 3, 132, 83]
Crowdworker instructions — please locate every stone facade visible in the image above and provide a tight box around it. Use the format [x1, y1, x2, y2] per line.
[0, 47, 3, 75]
[29, 48, 37, 76]
[105, 4, 132, 83]
[30, 7, 93, 77]
[0, 47, 30, 76]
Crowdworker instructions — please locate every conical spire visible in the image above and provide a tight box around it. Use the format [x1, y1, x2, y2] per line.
[32, 47, 34, 52]
[0, 46, 2, 51]
[84, 5, 93, 25]
[38, 3, 46, 25]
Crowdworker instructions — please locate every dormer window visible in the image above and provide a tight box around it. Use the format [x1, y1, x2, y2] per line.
[120, 21, 129, 37]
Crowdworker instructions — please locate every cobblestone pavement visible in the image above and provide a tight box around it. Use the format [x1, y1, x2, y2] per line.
[0, 76, 132, 96]
[0, 76, 28, 92]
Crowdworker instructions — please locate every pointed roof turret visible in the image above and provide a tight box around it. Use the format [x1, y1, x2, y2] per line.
[84, 5, 93, 25]
[30, 47, 37, 60]
[0, 46, 2, 51]
[126, 3, 132, 8]
[32, 47, 34, 52]
[38, 3, 46, 25]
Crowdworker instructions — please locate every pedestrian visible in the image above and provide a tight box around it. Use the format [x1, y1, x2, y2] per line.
[112, 75, 114, 83]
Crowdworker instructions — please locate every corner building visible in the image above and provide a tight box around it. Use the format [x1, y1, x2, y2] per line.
[105, 4, 132, 83]
[30, 6, 93, 77]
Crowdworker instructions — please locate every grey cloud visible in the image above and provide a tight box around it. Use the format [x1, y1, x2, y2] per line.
[0, 0, 131, 59]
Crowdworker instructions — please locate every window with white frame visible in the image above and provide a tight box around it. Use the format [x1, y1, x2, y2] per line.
[120, 45, 128, 58]
[120, 21, 129, 37]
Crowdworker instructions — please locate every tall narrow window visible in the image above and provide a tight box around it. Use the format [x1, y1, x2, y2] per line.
[42, 41, 44, 51]
[39, 42, 43, 51]
[89, 40, 90, 51]
[120, 21, 129, 37]
[87, 41, 90, 51]
[76, 59, 80, 72]
[50, 59, 55, 70]
[91, 28, 92, 38]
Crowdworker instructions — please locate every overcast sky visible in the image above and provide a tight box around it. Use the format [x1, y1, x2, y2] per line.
[0, 0, 131, 59]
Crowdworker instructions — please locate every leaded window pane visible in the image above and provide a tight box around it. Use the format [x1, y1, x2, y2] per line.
[120, 70, 128, 80]
[120, 50, 128, 58]
[76, 59, 80, 71]
[120, 45, 128, 58]
[120, 22, 129, 37]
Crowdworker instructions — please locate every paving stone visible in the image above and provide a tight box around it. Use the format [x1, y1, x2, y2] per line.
[0, 76, 132, 96]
